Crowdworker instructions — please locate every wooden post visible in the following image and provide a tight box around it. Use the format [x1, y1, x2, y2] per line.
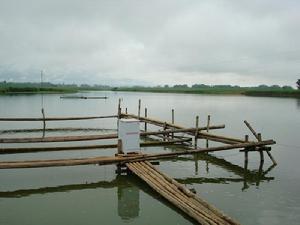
[258, 133, 264, 162]
[257, 133, 262, 141]
[266, 151, 277, 165]
[117, 98, 121, 130]
[245, 135, 249, 142]
[138, 99, 141, 118]
[244, 149, 248, 167]
[194, 116, 199, 148]
[163, 122, 167, 141]
[41, 108, 46, 138]
[144, 108, 148, 132]
[171, 109, 174, 139]
[245, 121, 277, 165]
[171, 109, 174, 124]
[117, 98, 121, 119]
[206, 115, 211, 132]
[244, 120, 259, 140]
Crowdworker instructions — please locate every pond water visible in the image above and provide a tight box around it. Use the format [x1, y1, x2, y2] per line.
[0, 91, 299, 225]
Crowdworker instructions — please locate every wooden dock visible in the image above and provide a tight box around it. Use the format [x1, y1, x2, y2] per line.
[127, 161, 240, 225]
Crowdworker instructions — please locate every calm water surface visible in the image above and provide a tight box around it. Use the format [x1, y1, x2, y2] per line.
[0, 91, 299, 225]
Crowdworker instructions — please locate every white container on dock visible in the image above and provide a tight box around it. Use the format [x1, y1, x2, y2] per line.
[118, 119, 140, 152]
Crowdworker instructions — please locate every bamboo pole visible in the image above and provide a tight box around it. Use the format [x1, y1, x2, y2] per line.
[123, 113, 225, 132]
[163, 122, 167, 141]
[245, 135, 249, 142]
[41, 108, 46, 133]
[138, 99, 141, 118]
[244, 120, 259, 140]
[206, 115, 211, 132]
[171, 109, 174, 139]
[171, 109, 174, 124]
[0, 133, 117, 143]
[0, 139, 276, 169]
[0, 127, 225, 144]
[0, 138, 192, 154]
[123, 113, 244, 144]
[258, 133, 264, 162]
[144, 108, 147, 132]
[266, 151, 277, 165]
[0, 115, 118, 121]
[194, 116, 199, 148]
[118, 98, 121, 119]
[244, 121, 277, 165]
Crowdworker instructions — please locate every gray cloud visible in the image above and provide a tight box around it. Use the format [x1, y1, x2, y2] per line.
[0, 0, 299, 86]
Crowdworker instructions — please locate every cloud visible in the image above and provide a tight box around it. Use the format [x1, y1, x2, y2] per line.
[0, 0, 299, 86]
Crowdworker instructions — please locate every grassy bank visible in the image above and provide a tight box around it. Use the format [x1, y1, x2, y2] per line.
[113, 87, 300, 98]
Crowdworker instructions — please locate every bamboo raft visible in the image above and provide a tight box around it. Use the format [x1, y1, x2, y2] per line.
[0, 98, 277, 224]
[127, 161, 240, 225]
[60, 96, 108, 99]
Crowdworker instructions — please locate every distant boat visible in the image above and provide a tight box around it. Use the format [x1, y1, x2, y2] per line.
[60, 96, 108, 99]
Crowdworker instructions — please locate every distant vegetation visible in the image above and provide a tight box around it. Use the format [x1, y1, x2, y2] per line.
[113, 84, 300, 98]
[1, 81, 299, 98]
[0, 81, 109, 94]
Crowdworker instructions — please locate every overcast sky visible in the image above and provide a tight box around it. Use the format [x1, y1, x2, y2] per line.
[0, 0, 299, 86]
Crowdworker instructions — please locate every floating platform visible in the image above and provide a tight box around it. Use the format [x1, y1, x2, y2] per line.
[60, 96, 108, 99]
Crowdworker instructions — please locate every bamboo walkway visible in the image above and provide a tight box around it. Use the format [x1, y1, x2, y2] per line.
[127, 161, 240, 225]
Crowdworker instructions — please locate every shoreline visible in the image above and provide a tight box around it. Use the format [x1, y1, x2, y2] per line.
[1, 87, 300, 98]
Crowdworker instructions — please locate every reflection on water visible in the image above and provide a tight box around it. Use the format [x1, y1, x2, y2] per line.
[297, 99, 300, 109]
[174, 153, 275, 191]
[118, 181, 140, 220]
[0, 152, 275, 198]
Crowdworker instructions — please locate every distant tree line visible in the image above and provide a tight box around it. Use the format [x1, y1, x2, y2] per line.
[0, 80, 299, 91]
[156, 83, 294, 90]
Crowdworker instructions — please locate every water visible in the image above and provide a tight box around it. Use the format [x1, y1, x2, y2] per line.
[0, 91, 299, 225]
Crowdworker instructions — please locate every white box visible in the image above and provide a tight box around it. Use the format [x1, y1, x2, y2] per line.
[118, 119, 140, 152]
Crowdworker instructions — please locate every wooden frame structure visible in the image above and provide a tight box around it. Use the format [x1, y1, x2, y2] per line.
[0, 98, 276, 168]
[0, 98, 277, 224]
